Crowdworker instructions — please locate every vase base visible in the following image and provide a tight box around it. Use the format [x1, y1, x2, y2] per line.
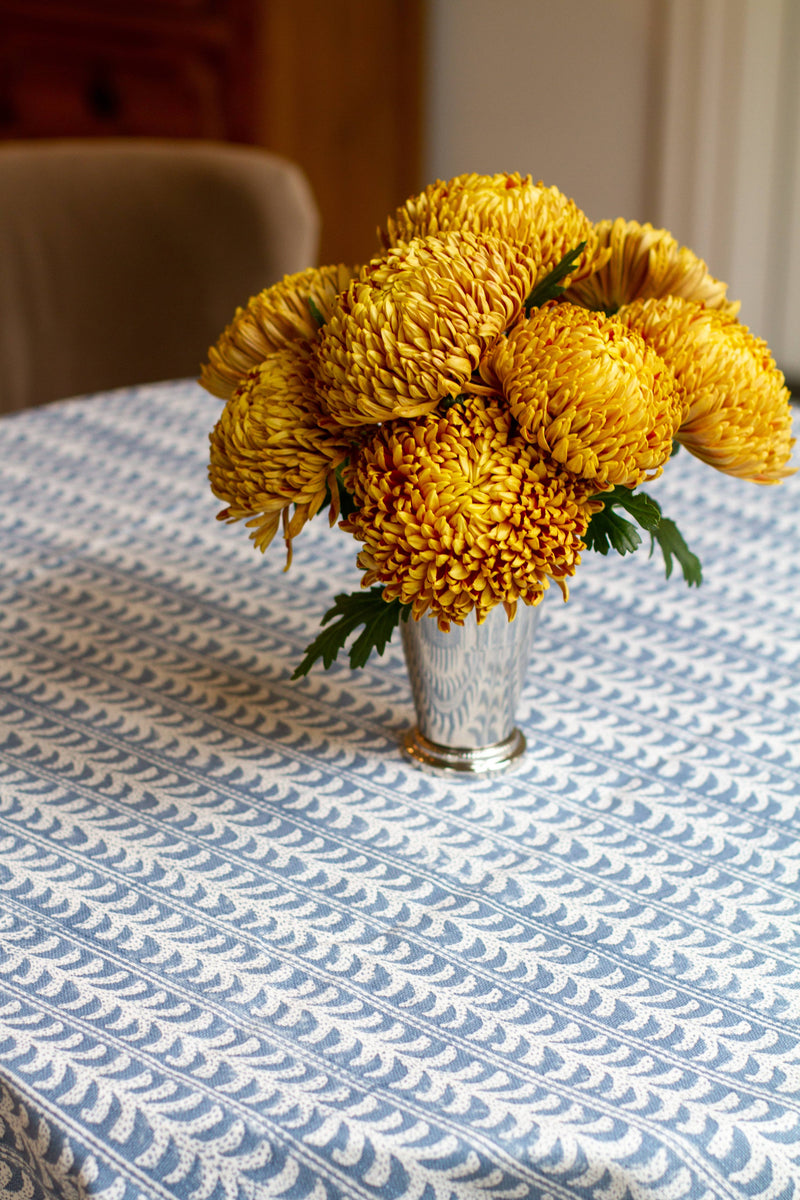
[402, 726, 527, 775]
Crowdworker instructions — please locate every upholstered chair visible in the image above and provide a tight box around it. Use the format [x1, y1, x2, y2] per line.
[0, 139, 319, 413]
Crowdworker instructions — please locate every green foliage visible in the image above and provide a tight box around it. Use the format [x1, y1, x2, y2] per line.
[651, 517, 702, 586]
[335, 464, 359, 519]
[292, 588, 411, 678]
[440, 393, 470, 412]
[308, 296, 325, 328]
[320, 463, 359, 521]
[610, 486, 663, 531]
[586, 486, 702, 587]
[524, 242, 587, 313]
[585, 505, 644, 558]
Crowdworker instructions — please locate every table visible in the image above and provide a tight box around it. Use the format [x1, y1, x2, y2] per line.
[0, 379, 798, 1200]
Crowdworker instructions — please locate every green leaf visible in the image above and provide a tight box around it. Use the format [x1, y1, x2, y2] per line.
[600, 485, 663, 532]
[585, 484, 703, 587]
[524, 241, 587, 313]
[650, 518, 703, 587]
[584, 506, 642, 557]
[347, 596, 410, 668]
[335, 464, 359, 519]
[320, 462, 358, 521]
[291, 588, 410, 678]
[440, 392, 470, 412]
[308, 296, 325, 328]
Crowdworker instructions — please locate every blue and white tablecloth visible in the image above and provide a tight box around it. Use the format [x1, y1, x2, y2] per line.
[0, 380, 798, 1200]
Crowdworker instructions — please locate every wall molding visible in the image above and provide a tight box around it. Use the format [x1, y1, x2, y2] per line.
[653, 0, 799, 376]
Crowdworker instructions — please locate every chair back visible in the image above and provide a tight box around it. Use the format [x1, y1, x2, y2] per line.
[0, 139, 320, 412]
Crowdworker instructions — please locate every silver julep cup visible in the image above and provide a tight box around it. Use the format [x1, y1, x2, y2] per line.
[400, 602, 541, 774]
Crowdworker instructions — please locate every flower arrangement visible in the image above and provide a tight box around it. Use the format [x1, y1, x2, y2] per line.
[200, 173, 795, 676]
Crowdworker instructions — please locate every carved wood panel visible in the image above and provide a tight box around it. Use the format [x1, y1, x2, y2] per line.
[0, 0, 424, 264]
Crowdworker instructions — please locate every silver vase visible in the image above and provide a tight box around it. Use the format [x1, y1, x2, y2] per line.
[400, 602, 541, 774]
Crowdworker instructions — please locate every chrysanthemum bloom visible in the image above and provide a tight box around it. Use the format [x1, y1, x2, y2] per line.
[200, 264, 355, 399]
[618, 296, 795, 483]
[209, 346, 353, 562]
[381, 172, 608, 286]
[341, 396, 598, 629]
[565, 218, 739, 316]
[313, 231, 542, 427]
[490, 302, 684, 490]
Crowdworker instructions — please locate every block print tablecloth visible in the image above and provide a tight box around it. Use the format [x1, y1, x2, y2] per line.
[0, 381, 798, 1200]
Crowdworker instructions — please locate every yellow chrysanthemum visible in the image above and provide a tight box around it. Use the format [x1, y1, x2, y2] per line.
[209, 345, 352, 561]
[200, 264, 355, 399]
[341, 396, 598, 629]
[313, 231, 542, 427]
[618, 296, 795, 483]
[381, 172, 609, 286]
[489, 302, 684, 490]
[565, 218, 739, 316]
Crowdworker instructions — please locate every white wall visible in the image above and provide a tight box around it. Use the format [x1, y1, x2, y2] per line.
[426, 0, 662, 226]
[425, 0, 800, 379]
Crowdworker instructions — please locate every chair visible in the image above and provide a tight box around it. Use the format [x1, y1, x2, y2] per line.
[0, 139, 320, 413]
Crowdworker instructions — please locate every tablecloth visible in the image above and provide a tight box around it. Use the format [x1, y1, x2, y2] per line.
[0, 380, 798, 1200]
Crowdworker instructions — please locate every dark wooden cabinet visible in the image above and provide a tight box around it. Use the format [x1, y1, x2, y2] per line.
[0, 0, 424, 264]
[0, 1, 248, 140]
